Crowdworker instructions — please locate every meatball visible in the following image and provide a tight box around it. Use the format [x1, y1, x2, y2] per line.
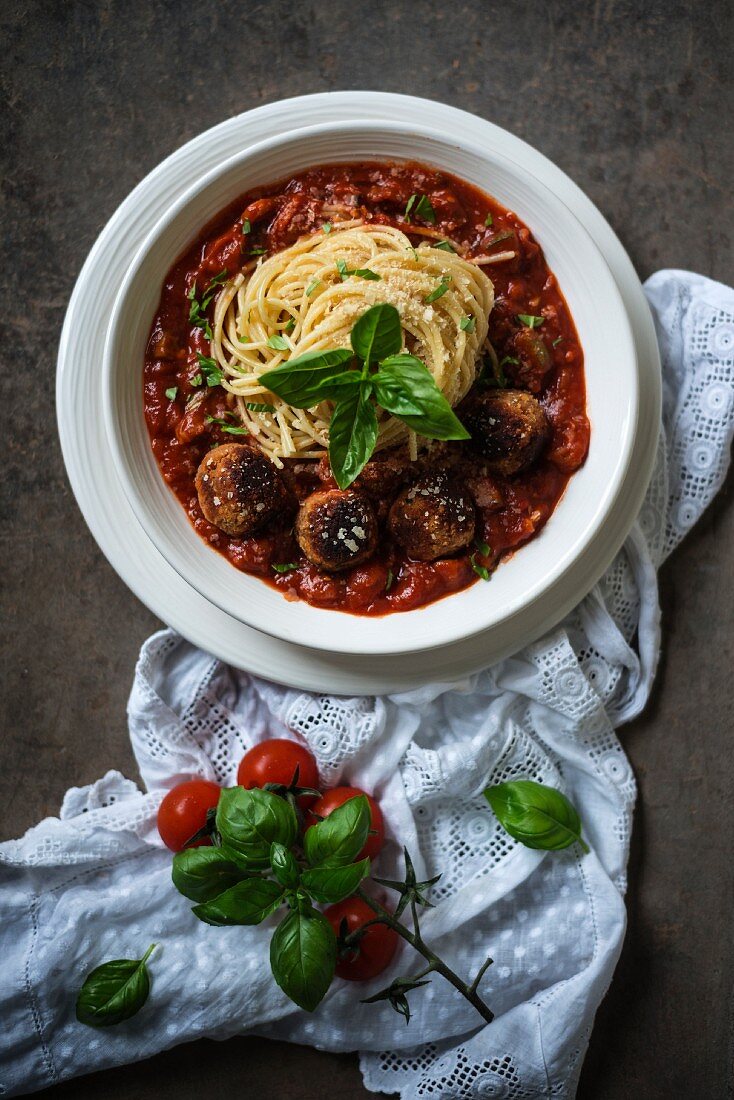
[195, 443, 291, 537]
[295, 489, 378, 572]
[461, 388, 549, 476]
[388, 472, 475, 561]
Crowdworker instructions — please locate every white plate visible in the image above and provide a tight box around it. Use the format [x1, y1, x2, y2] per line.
[104, 119, 637, 656]
[57, 92, 661, 693]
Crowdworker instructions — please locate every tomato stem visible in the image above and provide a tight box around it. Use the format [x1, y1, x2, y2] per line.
[355, 887, 494, 1024]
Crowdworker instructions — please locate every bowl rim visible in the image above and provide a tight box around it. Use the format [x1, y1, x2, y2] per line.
[103, 115, 639, 656]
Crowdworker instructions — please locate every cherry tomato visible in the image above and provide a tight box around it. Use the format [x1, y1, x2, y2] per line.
[237, 738, 320, 808]
[325, 897, 399, 981]
[157, 779, 221, 852]
[306, 787, 385, 861]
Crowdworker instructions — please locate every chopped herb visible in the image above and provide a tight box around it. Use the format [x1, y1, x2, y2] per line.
[237, 335, 248, 344]
[414, 194, 436, 224]
[404, 194, 417, 221]
[165, 386, 178, 401]
[385, 568, 394, 593]
[406, 244, 419, 261]
[187, 277, 227, 340]
[433, 240, 456, 253]
[206, 414, 248, 435]
[242, 218, 251, 234]
[249, 247, 268, 256]
[486, 232, 516, 252]
[460, 316, 475, 333]
[306, 279, 321, 296]
[272, 562, 299, 573]
[205, 270, 228, 294]
[470, 552, 491, 581]
[284, 318, 296, 334]
[475, 537, 491, 557]
[517, 313, 544, 329]
[424, 277, 451, 304]
[267, 334, 290, 351]
[190, 373, 202, 387]
[336, 259, 381, 281]
[322, 222, 332, 234]
[245, 401, 276, 413]
[552, 336, 563, 347]
[499, 355, 519, 367]
[484, 212, 494, 228]
[197, 352, 223, 387]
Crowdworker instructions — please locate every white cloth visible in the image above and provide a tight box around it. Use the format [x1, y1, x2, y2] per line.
[2, 271, 733, 1098]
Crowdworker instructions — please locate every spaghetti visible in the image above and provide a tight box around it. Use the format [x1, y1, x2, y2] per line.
[210, 222, 495, 464]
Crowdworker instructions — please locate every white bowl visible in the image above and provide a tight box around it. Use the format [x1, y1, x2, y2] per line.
[104, 119, 638, 656]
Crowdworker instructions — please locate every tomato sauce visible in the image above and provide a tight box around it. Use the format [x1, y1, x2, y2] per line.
[144, 161, 589, 615]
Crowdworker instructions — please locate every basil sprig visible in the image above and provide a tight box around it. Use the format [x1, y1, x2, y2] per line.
[167, 790, 375, 1013]
[484, 780, 589, 853]
[76, 944, 156, 1028]
[260, 304, 469, 488]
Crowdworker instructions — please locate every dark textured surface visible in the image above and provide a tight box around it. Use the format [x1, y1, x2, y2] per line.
[1, 1, 732, 1097]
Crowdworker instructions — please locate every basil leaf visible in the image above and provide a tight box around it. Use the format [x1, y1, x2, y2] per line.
[172, 847, 249, 902]
[322, 221, 332, 234]
[306, 279, 321, 296]
[242, 218, 251, 234]
[165, 386, 178, 401]
[303, 794, 371, 867]
[484, 212, 494, 228]
[414, 194, 436, 224]
[404, 194, 417, 221]
[272, 562, 299, 574]
[270, 904, 336, 1012]
[328, 385, 379, 490]
[351, 268, 381, 281]
[260, 349, 355, 407]
[517, 313, 544, 329]
[267, 334, 290, 350]
[245, 401, 276, 413]
[301, 857, 370, 904]
[460, 316, 475, 333]
[192, 877, 285, 926]
[76, 944, 155, 1028]
[433, 240, 456, 253]
[206, 415, 248, 436]
[373, 356, 470, 440]
[350, 303, 402, 364]
[484, 780, 589, 852]
[470, 553, 491, 581]
[424, 277, 450, 304]
[216, 787, 298, 867]
[270, 841, 301, 889]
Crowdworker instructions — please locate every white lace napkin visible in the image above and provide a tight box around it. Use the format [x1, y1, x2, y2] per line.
[2, 271, 732, 1099]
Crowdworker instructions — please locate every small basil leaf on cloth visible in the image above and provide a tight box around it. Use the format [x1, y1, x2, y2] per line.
[76, 944, 156, 1028]
[301, 857, 371, 904]
[171, 847, 249, 903]
[374, 356, 470, 440]
[328, 385, 379, 489]
[350, 303, 402, 364]
[270, 904, 337, 1012]
[259, 348, 354, 407]
[304, 794, 371, 867]
[270, 841, 301, 889]
[484, 780, 589, 852]
[216, 787, 298, 867]
[192, 878, 285, 926]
